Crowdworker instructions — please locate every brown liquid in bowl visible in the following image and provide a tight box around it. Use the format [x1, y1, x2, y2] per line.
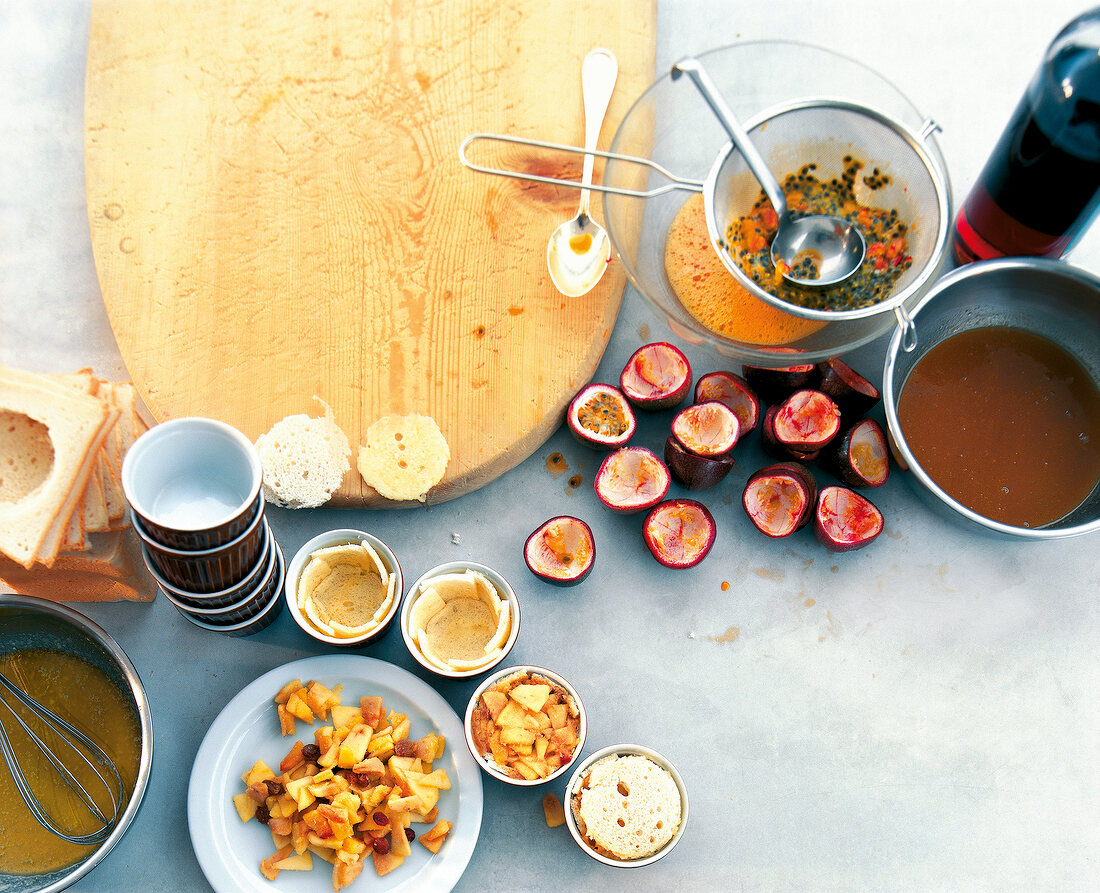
[897, 326, 1100, 527]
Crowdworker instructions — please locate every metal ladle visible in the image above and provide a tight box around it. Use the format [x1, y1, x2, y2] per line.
[671, 57, 866, 287]
[546, 47, 618, 297]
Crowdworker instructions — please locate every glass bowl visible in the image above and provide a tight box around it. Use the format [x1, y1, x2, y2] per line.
[602, 39, 952, 364]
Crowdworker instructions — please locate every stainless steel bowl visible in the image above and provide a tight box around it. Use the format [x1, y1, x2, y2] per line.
[883, 257, 1100, 539]
[0, 595, 153, 892]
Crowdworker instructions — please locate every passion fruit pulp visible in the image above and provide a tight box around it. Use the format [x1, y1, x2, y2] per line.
[524, 516, 596, 585]
[567, 383, 636, 450]
[642, 499, 717, 568]
[594, 446, 671, 514]
[619, 342, 692, 411]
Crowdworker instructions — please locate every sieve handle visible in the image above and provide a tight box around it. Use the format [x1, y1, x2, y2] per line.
[670, 57, 790, 221]
[458, 133, 705, 198]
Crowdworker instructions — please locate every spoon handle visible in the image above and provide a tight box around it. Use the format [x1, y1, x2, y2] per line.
[579, 48, 618, 215]
[670, 57, 789, 221]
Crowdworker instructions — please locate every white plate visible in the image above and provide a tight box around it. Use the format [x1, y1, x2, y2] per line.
[188, 655, 484, 893]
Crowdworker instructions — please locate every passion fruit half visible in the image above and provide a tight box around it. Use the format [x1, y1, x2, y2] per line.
[524, 516, 596, 586]
[619, 341, 692, 411]
[742, 462, 817, 538]
[819, 418, 890, 488]
[772, 390, 841, 452]
[816, 358, 881, 419]
[642, 498, 717, 568]
[566, 383, 637, 450]
[743, 364, 818, 406]
[814, 486, 884, 552]
[664, 436, 736, 491]
[671, 401, 739, 457]
[694, 370, 761, 435]
[594, 446, 671, 514]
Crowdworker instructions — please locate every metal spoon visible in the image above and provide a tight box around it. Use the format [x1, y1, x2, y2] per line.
[671, 57, 866, 287]
[547, 47, 618, 297]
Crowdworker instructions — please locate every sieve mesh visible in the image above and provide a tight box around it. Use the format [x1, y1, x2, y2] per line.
[705, 101, 949, 320]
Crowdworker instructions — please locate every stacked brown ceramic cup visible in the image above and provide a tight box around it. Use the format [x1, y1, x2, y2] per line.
[122, 418, 283, 636]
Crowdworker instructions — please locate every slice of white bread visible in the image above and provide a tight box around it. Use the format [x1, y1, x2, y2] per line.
[33, 403, 119, 566]
[47, 369, 114, 534]
[255, 397, 351, 509]
[356, 413, 450, 502]
[0, 365, 112, 568]
[575, 755, 682, 861]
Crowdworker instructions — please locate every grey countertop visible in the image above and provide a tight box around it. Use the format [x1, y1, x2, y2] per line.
[2, 2, 1098, 891]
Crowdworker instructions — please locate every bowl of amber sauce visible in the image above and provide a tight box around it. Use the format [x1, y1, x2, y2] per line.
[0, 595, 152, 892]
[883, 257, 1100, 539]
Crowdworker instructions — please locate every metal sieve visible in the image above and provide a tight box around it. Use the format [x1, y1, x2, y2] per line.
[703, 100, 950, 338]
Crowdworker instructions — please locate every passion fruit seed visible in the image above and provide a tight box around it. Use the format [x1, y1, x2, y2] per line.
[642, 499, 717, 568]
[524, 515, 596, 586]
[567, 383, 636, 449]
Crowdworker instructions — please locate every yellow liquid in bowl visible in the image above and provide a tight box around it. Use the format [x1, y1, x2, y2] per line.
[0, 649, 142, 876]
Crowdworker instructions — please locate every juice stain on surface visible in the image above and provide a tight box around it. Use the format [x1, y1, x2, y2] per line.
[567, 474, 583, 489]
[0, 649, 142, 875]
[545, 452, 568, 476]
[705, 626, 741, 644]
[664, 194, 826, 345]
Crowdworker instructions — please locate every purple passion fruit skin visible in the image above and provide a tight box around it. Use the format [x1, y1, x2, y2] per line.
[743, 364, 818, 406]
[815, 358, 881, 419]
[619, 342, 692, 411]
[820, 418, 891, 488]
[694, 370, 761, 434]
[594, 446, 671, 514]
[642, 499, 717, 568]
[671, 401, 740, 458]
[524, 516, 595, 586]
[567, 383, 637, 450]
[814, 486, 884, 552]
[664, 436, 736, 491]
[742, 465, 814, 538]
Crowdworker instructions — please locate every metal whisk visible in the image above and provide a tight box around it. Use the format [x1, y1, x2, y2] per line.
[0, 669, 123, 845]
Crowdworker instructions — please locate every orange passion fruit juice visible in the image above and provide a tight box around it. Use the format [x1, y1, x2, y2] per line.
[664, 194, 826, 346]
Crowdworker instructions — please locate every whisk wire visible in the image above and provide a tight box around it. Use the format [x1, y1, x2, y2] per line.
[0, 671, 123, 846]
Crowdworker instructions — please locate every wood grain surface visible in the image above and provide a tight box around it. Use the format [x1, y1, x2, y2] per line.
[85, 0, 656, 506]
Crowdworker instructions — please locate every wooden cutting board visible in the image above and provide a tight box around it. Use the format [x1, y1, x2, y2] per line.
[85, 0, 655, 506]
